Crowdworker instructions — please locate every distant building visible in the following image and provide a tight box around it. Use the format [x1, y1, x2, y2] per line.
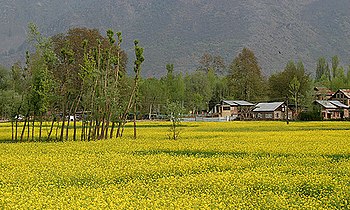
[314, 87, 334, 100]
[314, 100, 349, 120]
[330, 89, 350, 106]
[252, 102, 292, 120]
[214, 100, 255, 119]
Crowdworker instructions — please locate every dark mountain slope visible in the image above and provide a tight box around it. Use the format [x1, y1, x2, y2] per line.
[1, 0, 350, 77]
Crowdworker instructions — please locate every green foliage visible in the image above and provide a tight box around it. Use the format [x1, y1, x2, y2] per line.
[184, 71, 212, 112]
[314, 56, 350, 91]
[0, 65, 9, 90]
[162, 64, 185, 104]
[228, 48, 266, 102]
[316, 57, 330, 82]
[165, 100, 184, 140]
[139, 78, 167, 115]
[269, 60, 311, 108]
[289, 76, 301, 113]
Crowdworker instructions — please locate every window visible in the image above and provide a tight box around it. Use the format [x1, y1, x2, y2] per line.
[266, 113, 273, 119]
[223, 106, 230, 111]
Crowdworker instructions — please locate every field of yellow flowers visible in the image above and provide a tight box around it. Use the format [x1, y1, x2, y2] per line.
[1, 121, 350, 209]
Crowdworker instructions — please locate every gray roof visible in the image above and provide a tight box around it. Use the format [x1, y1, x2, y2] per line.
[315, 100, 338, 109]
[253, 102, 284, 112]
[222, 100, 255, 106]
[318, 100, 349, 109]
[330, 100, 349, 108]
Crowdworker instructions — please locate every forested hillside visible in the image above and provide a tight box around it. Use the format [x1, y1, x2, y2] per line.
[1, 0, 350, 76]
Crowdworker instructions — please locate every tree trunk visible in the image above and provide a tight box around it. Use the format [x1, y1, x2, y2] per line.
[39, 114, 43, 141]
[149, 104, 152, 120]
[133, 102, 137, 139]
[32, 113, 35, 142]
[47, 117, 55, 141]
[60, 101, 66, 142]
[110, 121, 115, 139]
[20, 115, 28, 142]
[73, 95, 81, 141]
[116, 121, 122, 138]
[15, 119, 18, 141]
[11, 120, 14, 141]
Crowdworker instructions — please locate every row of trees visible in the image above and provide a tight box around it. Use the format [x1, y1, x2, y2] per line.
[138, 48, 312, 117]
[0, 24, 144, 141]
[139, 51, 350, 119]
[315, 55, 350, 91]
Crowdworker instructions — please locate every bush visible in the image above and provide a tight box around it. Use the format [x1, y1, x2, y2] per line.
[299, 110, 322, 121]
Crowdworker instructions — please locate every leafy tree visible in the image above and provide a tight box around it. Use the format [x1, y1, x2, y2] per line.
[132, 40, 145, 139]
[228, 48, 266, 102]
[315, 57, 330, 82]
[315, 56, 350, 91]
[165, 100, 184, 140]
[139, 78, 167, 118]
[289, 76, 301, 116]
[0, 65, 9, 91]
[163, 64, 185, 104]
[330, 66, 347, 91]
[18, 23, 57, 142]
[331, 55, 339, 79]
[184, 71, 212, 114]
[269, 60, 311, 107]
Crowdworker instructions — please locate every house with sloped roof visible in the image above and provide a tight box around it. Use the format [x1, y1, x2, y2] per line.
[330, 89, 350, 106]
[252, 102, 292, 120]
[215, 100, 255, 119]
[314, 100, 349, 120]
[314, 87, 334, 100]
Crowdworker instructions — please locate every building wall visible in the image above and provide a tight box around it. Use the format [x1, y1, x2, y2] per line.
[253, 110, 292, 120]
[320, 108, 344, 120]
[220, 105, 238, 117]
[331, 92, 350, 106]
[345, 109, 349, 118]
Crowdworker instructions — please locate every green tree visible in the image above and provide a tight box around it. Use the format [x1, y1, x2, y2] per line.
[163, 64, 185, 104]
[132, 40, 144, 139]
[228, 48, 266, 102]
[269, 60, 311, 106]
[315, 57, 330, 82]
[19, 23, 57, 142]
[165, 100, 184, 140]
[0, 65, 9, 91]
[184, 71, 212, 114]
[289, 76, 301, 116]
[331, 55, 339, 79]
[139, 78, 167, 118]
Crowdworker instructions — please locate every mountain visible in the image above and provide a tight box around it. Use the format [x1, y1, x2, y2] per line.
[1, 0, 350, 77]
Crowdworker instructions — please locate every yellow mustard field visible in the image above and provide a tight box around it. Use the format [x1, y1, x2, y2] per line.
[1, 121, 350, 209]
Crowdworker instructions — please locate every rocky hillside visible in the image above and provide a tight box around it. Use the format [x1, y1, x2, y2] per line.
[1, 0, 350, 77]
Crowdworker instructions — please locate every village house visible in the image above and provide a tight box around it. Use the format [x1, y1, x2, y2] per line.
[314, 100, 349, 120]
[330, 89, 350, 106]
[252, 102, 292, 120]
[314, 87, 334, 100]
[214, 100, 255, 119]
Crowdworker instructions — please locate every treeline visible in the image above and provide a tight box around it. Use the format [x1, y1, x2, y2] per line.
[1, 25, 350, 141]
[138, 51, 350, 118]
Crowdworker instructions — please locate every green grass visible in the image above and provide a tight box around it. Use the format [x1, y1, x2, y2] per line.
[0, 121, 350, 209]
